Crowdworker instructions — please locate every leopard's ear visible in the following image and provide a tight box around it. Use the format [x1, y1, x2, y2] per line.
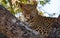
[19, 3, 27, 11]
[33, 1, 37, 8]
[19, 3, 24, 8]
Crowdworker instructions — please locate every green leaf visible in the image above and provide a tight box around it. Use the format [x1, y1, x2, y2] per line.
[40, 1, 45, 5]
[2, 0, 7, 4]
[45, 0, 50, 2]
[40, 0, 50, 6]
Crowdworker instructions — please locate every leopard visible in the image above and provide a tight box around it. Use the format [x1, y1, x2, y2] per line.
[20, 2, 58, 37]
[19, 1, 38, 22]
[29, 15, 57, 37]
[0, 5, 41, 38]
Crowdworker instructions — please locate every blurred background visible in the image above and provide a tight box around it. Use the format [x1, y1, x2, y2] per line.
[0, 0, 60, 18]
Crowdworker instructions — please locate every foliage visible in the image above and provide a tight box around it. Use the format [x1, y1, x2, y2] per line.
[40, 0, 50, 6]
[0, 0, 50, 15]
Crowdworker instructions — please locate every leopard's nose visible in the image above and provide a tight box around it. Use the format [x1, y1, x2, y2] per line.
[26, 17, 30, 19]
[25, 17, 31, 22]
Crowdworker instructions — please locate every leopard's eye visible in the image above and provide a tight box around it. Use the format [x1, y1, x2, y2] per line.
[30, 14, 35, 19]
[30, 15, 33, 19]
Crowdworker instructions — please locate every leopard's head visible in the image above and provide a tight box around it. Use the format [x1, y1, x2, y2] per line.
[19, 2, 38, 22]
